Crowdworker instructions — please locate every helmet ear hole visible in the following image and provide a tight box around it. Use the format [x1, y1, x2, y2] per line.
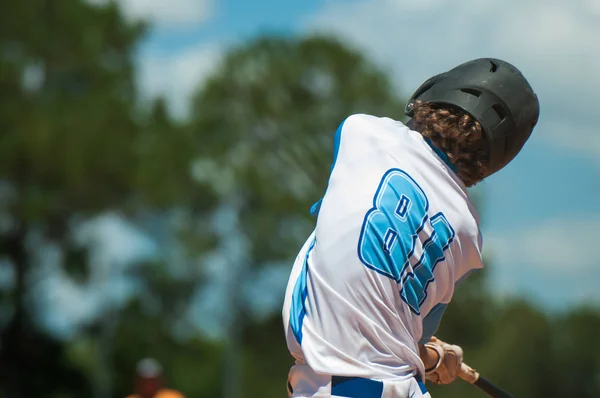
[492, 104, 506, 121]
[460, 88, 481, 97]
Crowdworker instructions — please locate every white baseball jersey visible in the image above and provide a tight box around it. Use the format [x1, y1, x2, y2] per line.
[282, 114, 484, 390]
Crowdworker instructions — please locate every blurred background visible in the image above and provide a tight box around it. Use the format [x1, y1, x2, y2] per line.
[1, 0, 599, 397]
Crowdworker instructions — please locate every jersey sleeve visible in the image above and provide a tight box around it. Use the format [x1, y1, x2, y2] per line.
[419, 303, 448, 344]
[418, 268, 481, 344]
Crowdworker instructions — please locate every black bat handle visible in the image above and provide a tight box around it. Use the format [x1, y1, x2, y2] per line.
[475, 376, 517, 398]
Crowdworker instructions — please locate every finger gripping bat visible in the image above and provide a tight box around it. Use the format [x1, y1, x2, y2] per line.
[458, 362, 517, 398]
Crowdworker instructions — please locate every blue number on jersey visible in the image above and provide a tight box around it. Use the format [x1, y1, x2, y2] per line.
[357, 169, 455, 315]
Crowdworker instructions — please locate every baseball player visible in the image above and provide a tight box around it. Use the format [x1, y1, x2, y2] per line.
[125, 358, 185, 398]
[282, 58, 539, 397]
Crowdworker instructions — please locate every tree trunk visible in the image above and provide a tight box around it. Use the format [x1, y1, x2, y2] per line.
[223, 280, 243, 398]
[0, 225, 28, 398]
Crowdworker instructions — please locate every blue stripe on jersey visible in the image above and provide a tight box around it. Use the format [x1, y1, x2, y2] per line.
[290, 238, 317, 344]
[331, 376, 384, 398]
[310, 118, 347, 218]
[423, 136, 457, 173]
[309, 199, 322, 218]
[330, 118, 346, 172]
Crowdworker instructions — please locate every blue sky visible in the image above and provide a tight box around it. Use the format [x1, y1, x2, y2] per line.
[133, 0, 600, 308]
[35, 0, 600, 337]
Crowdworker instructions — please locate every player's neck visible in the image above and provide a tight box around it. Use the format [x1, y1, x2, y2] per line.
[406, 119, 457, 173]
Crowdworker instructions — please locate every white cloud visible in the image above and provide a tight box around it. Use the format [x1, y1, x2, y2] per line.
[86, 0, 221, 119]
[587, 0, 600, 15]
[486, 217, 600, 272]
[137, 44, 223, 119]
[545, 118, 600, 166]
[304, 0, 600, 160]
[76, 212, 157, 265]
[243, 263, 291, 321]
[484, 216, 600, 307]
[32, 213, 156, 338]
[89, 0, 213, 28]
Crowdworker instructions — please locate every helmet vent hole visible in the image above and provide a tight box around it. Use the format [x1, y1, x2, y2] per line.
[461, 88, 481, 97]
[489, 61, 498, 72]
[493, 104, 506, 121]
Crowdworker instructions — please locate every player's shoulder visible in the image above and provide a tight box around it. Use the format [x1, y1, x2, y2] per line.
[337, 113, 416, 153]
[340, 113, 404, 131]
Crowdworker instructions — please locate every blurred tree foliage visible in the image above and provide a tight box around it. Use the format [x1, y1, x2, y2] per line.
[0, 1, 209, 397]
[0, 1, 599, 398]
[187, 34, 406, 398]
[190, 34, 406, 268]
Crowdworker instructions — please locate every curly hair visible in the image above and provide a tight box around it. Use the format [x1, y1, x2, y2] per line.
[410, 100, 491, 187]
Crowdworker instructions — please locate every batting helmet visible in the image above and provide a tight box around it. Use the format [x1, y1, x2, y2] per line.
[405, 58, 540, 175]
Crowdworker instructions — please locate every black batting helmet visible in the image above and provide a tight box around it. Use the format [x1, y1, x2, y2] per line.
[405, 58, 540, 175]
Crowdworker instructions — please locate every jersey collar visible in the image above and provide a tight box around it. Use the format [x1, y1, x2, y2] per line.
[406, 118, 457, 173]
[423, 136, 458, 173]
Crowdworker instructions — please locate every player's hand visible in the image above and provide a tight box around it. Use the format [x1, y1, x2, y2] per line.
[423, 336, 464, 385]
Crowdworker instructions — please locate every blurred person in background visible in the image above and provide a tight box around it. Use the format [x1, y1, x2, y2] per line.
[126, 358, 184, 398]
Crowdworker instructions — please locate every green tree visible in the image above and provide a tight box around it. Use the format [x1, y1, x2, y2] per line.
[189, 34, 600, 398]
[552, 307, 600, 397]
[0, 1, 203, 396]
[188, 34, 405, 397]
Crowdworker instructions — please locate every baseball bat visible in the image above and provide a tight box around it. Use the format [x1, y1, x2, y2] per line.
[458, 362, 516, 398]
